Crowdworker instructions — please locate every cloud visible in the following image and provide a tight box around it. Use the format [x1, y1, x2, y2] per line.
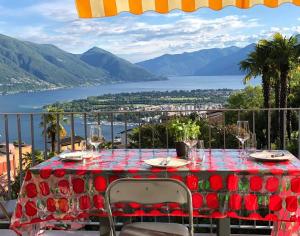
[0, 0, 77, 21]
[18, 26, 87, 49]
[12, 14, 263, 62]
[42, 14, 261, 61]
[1, 0, 299, 63]
[164, 12, 186, 17]
[27, 0, 77, 22]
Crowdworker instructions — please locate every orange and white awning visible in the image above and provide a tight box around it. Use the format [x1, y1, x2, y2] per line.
[75, 0, 300, 18]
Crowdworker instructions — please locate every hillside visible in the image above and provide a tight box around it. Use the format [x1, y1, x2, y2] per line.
[0, 34, 161, 94]
[194, 44, 255, 75]
[137, 44, 255, 76]
[80, 47, 161, 82]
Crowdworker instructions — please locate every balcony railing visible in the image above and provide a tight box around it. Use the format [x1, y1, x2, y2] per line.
[0, 108, 299, 235]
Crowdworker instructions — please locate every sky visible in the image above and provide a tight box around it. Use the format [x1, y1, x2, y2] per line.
[0, 0, 300, 62]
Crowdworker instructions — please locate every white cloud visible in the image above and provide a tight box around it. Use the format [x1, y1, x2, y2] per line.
[164, 12, 186, 17]
[11, 14, 263, 62]
[1, 0, 299, 62]
[17, 26, 86, 50]
[0, 0, 77, 21]
[27, 0, 77, 22]
[43, 14, 261, 61]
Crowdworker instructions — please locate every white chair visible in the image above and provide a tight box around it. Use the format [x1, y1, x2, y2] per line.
[0, 185, 16, 222]
[105, 178, 193, 236]
[0, 199, 17, 222]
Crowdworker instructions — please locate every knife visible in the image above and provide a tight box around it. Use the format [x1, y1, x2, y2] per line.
[271, 152, 285, 158]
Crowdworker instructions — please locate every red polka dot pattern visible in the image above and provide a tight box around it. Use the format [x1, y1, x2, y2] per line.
[94, 176, 107, 192]
[209, 175, 223, 191]
[25, 183, 37, 198]
[10, 149, 300, 235]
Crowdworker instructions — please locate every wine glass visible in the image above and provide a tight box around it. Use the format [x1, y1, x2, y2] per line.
[80, 140, 92, 163]
[246, 133, 257, 154]
[88, 125, 103, 153]
[236, 121, 250, 160]
[183, 129, 198, 158]
[198, 140, 206, 163]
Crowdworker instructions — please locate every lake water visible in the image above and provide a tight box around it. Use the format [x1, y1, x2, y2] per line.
[0, 75, 260, 149]
[0, 75, 260, 113]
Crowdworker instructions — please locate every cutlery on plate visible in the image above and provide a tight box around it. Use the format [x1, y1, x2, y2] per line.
[271, 152, 285, 158]
[159, 157, 171, 166]
[164, 157, 171, 166]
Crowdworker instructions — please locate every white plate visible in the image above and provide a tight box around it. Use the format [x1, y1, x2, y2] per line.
[144, 158, 189, 168]
[59, 152, 83, 161]
[250, 151, 293, 162]
[81, 151, 95, 159]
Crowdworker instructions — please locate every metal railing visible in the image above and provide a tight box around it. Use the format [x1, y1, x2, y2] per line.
[0, 107, 299, 234]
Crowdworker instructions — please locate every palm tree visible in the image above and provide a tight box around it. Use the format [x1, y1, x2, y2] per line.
[240, 41, 274, 109]
[269, 33, 300, 148]
[40, 106, 67, 153]
[240, 41, 276, 146]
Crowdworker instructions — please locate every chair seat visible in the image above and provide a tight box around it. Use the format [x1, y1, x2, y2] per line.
[0, 200, 17, 220]
[119, 222, 190, 236]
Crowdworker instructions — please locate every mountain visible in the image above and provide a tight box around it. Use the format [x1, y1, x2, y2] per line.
[137, 44, 255, 76]
[80, 47, 161, 82]
[0, 34, 161, 94]
[194, 44, 255, 75]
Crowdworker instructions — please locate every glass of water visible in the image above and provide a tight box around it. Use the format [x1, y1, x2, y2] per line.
[80, 140, 91, 163]
[235, 121, 250, 160]
[198, 140, 206, 163]
[88, 125, 103, 152]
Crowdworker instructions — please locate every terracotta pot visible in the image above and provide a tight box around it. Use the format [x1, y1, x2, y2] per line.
[175, 142, 187, 158]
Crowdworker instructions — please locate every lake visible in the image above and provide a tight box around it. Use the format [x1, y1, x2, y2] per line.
[0, 75, 260, 149]
[0, 75, 260, 113]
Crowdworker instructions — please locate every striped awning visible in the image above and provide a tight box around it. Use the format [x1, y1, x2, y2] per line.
[75, 0, 300, 18]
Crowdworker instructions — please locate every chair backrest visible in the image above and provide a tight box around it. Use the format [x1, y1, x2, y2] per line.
[0, 185, 10, 221]
[0, 201, 10, 221]
[105, 178, 193, 236]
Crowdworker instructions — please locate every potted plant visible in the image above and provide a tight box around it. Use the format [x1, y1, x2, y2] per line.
[168, 118, 200, 158]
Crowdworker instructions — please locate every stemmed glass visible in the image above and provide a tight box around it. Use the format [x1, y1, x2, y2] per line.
[198, 140, 206, 163]
[80, 140, 93, 163]
[88, 125, 103, 154]
[236, 121, 250, 160]
[184, 129, 198, 159]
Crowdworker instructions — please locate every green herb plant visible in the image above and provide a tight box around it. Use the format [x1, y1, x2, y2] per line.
[168, 118, 200, 142]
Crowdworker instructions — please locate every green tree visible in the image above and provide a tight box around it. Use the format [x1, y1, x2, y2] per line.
[226, 86, 268, 148]
[240, 42, 275, 109]
[269, 33, 299, 148]
[40, 106, 67, 152]
[226, 86, 263, 109]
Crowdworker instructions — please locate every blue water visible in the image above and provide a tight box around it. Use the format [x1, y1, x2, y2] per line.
[0, 75, 260, 149]
[0, 75, 260, 113]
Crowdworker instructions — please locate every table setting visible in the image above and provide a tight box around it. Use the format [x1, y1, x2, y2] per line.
[8, 121, 300, 236]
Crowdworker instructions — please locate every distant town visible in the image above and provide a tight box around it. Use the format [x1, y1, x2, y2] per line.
[48, 89, 234, 114]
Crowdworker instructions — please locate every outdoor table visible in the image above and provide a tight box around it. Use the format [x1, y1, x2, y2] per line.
[10, 149, 300, 235]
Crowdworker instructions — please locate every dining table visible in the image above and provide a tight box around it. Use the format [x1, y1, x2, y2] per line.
[9, 149, 300, 236]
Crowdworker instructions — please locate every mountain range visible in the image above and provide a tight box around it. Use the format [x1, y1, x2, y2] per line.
[137, 34, 300, 76]
[137, 44, 255, 76]
[0, 32, 259, 94]
[0, 34, 162, 94]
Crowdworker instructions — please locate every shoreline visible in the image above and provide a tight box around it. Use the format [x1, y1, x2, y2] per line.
[0, 78, 167, 97]
[0, 75, 256, 113]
